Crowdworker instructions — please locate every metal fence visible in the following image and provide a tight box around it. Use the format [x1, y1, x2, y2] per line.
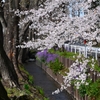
[64, 44, 100, 60]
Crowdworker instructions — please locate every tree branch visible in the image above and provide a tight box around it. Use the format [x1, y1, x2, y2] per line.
[19, 20, 32, 44]
[19, 20, 32, 37]
[0, 5, 7, 33]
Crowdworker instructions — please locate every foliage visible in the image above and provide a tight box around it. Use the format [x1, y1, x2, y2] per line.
[24, 83, 30, 90]
[6, 86, 31, 97]
[48, 48, 55, 53]
[23, 83, 31, 94]
[57, 51, 77, 60]
[19, 64, 34, 84]
[79, 84, 87, 97]
[36, 86, 44, 96]
[78, 79, 100, 99]
[59, 67, 69, 76]
[49, 48, 77, 60]
[6, 88, 21, 97]
[49, 59, 64, 74]
[86, 80, 100, 98]
[43, 97, 49, 100]
[78, 79, 91, 97]
[28, 75, 34, 84]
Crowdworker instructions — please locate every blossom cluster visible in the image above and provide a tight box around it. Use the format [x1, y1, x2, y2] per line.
[52, 54, 99, 94]
[63, 57, 89, 89]
[15, 0, 100, 50]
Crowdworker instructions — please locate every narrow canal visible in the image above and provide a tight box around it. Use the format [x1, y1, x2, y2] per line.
[24, 62, 73, 100]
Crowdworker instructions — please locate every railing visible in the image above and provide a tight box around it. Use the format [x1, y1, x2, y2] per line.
[64, 44, 100, 60]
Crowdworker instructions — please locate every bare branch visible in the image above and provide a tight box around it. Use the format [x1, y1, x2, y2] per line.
[19, 20, 32, 37]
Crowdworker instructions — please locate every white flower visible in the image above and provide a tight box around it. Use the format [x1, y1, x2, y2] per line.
[67, 83, 71, 87]
[85, 82, 89, 85]
[52, 89, 60, 95]
[92, 58, 94, 62]
[73, 56, 75, 58]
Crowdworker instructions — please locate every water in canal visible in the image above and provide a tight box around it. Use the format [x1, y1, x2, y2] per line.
[24, 62, 73, 100]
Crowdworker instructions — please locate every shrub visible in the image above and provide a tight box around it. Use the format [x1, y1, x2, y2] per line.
[49, 59, 64, 74]
[86, 80, 100, 98]
[36, 50, 58, 63]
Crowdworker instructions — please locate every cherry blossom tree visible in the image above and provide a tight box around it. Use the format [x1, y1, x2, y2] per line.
[14, 0, 100, 96]
[13, 0, 100, 97]
[15, 0, 100, 50]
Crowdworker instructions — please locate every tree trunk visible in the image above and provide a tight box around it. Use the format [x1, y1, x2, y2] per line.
[0, 81, 10, 100]
[3, 0, 22, 78]
[0, 21, 19, 87]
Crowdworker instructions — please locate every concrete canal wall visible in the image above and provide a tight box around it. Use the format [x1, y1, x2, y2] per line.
[36, 56, 99, 100]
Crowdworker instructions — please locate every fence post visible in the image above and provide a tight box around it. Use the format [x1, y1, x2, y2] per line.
[95, 49, 98, 60]
[79, 48, 81, 55]
[75, 46, 76, 54]
[71, 45, 72, 52]
[85, 47, 87, 58]
[64, 44, 67, 50]
[84, 46, 85, 57]
[68, 44, 69, 51]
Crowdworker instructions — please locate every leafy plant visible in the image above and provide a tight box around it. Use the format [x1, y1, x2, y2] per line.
[49, 59, 64, 74]
[19, 64, 34, 84]
[24, 83, 30, 90]
[29, 75, 34, 84]
[48, 49, 55, 53]
[79, 79, 100, 98]
[79, 84, 87, 97]
[59, 67, 69, 76]
[36, 86, 44, 96]
[23, 83, 31, 94]
[43, 97, 49, 100]
[86, 80, 100, 98]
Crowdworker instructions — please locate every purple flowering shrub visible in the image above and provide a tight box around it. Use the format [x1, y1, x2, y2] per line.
[36, 50, 48, 62]
[46, 53, 58, 63]
[36, 50, 64, 73]
[36, 49, 58, 63]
